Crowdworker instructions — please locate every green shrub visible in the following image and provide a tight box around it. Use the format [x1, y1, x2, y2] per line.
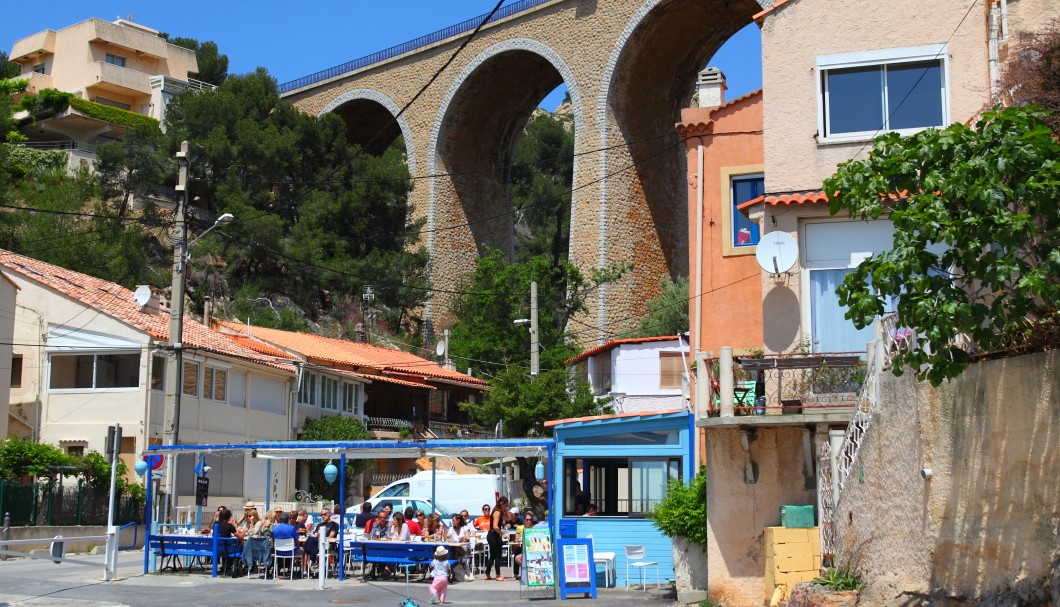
[4, 143, 66, 174]
[68, 97, 158, 131]
[649, 467, 707, 546]
[15, 89, 159, 131]
[812, 567, 864, 591]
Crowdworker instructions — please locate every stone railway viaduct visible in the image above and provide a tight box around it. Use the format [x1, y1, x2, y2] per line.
[281, 0, 770, 344]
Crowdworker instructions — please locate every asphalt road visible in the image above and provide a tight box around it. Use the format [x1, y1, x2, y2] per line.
[0, 551, 679, 607]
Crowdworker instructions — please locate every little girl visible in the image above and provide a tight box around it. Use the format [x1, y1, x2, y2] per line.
[429, 545, 451, 604]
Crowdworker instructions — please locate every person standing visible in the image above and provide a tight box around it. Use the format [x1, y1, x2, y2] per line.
[485, 496, 509, 580]
[429, 545, 451, 604]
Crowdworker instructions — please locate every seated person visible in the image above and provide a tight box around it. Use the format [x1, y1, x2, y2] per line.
[354, 502, 374, 529]
[447, 514, 470, 542]
[422, 512, 447, 541]
[214, 509, 244, 574]
[302, 509, 339, 571]
[473, 504, 492, 532]
[365, 510, 389, 539]
[271, 512, 299, 575]
[584, 503, 599, 517]
[389, 512, 411, 541]
[404, 507, 422, 536]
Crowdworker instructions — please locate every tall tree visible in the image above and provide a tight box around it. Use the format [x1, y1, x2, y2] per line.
[511, 109, 574, 266]
[824, 106, 1060, 386]
[159, 69, 427, 332]
[161, 36, 229, 85]
[0, 51, 20, 80]
[449, 248, 619, 515]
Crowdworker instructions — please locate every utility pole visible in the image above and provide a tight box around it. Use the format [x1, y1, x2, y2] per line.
[514, 281, 540, 377]
[530, 281, 539, 376]
[162, 141, 190, 523]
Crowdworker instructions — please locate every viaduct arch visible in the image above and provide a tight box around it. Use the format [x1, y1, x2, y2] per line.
[283, 0, 770, 344]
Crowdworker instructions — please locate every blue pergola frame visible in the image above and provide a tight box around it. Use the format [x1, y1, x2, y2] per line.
[141, 438, 555, 579]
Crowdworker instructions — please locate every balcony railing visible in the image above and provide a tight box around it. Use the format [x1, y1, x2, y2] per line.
[8, 140, 97, 154]
[364, 416, 413, 432]
[426, 420, 494, 439]
[278, 0, 553, 93]
[704, 352, 866, 417]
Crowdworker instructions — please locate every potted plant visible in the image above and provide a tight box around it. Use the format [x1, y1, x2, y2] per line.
[649, 468, 708, 602]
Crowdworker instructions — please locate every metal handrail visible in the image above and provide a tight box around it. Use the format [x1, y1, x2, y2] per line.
[278, 0, 552, 93]
[118, 521, 139, 550]
[6, 140, 97, 154]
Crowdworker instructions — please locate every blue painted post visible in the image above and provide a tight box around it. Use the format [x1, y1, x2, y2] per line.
[211, 524, 219, 578]
[265, 459, 272, 512]
[194, 454, 205, 534]
[338, 453, 345, 581]
[142, 468, 152, 574]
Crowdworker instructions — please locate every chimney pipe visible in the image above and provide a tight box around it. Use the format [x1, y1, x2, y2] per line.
[697, 67, 727, 108]
[203, 296, 212, 328]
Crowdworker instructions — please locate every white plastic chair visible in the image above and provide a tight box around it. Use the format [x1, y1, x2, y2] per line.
[623, 545, 659, 591]
[586, 534, 616, 588]
[272, 537, 297, 580]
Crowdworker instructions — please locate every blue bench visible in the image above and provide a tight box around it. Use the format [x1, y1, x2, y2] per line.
[350, 541, 459, 581]
[149, 530, 243, 578]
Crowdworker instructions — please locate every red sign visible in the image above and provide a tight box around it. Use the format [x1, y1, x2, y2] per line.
[145, 454, 165, 470]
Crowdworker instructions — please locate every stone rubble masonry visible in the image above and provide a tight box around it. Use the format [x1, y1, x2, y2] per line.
[281, 0, 770, 344]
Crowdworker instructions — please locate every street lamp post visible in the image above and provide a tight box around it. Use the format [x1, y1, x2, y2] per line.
[161, 140, 234, 523]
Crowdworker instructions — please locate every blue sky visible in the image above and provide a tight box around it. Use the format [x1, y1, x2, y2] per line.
[1, 1, 761, 110]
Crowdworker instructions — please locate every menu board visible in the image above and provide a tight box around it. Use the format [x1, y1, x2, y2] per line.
[522, 527, 555, 587]
[556, 538, 596, 599]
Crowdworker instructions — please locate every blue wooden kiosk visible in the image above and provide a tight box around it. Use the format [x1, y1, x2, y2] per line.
[546, 410, 694, 589]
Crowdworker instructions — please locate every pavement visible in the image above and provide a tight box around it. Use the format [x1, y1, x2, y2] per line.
[0, 550, 680, 607]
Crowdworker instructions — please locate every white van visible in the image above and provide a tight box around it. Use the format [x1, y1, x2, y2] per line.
[370, 470, 503, 516]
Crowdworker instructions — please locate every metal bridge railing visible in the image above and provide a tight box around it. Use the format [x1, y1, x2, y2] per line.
[278, 0, 553, 93]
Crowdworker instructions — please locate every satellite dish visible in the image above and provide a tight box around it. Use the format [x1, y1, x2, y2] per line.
[755, 231, 799, 275]
[133, 285, 152, 309]
[435, 341, 446, 357]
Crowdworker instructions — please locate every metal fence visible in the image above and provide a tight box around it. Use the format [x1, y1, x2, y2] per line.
[0, 480, 142, 527]
[278, 0, 552, 93]
[704, 352, 866, 416]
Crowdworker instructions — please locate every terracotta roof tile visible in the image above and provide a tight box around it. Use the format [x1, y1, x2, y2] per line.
[566, 335, 682, 365]
[0, 249, 293, 372]
[216, 321, 487, 388]
[737, 190, 830, 212]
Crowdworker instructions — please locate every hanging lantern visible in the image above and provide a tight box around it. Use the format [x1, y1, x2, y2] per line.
[134, 459, 149, 477]
[535, 460, 545, 481]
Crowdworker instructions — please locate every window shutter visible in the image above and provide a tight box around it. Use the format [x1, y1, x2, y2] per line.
[659, 352, 684, 389]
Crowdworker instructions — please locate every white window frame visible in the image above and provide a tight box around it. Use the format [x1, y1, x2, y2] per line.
[47, 351, 141, 393]
[321, 376, 339, 410]
[342, 382, 358, 414]
[816, 44, 950, 144]
[298, 371, 318, 406]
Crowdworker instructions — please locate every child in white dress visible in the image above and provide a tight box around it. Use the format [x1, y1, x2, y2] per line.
[429, 545, 451, 604]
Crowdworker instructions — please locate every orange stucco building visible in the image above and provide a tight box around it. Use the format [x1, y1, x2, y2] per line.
[677, 70, 764, 358]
